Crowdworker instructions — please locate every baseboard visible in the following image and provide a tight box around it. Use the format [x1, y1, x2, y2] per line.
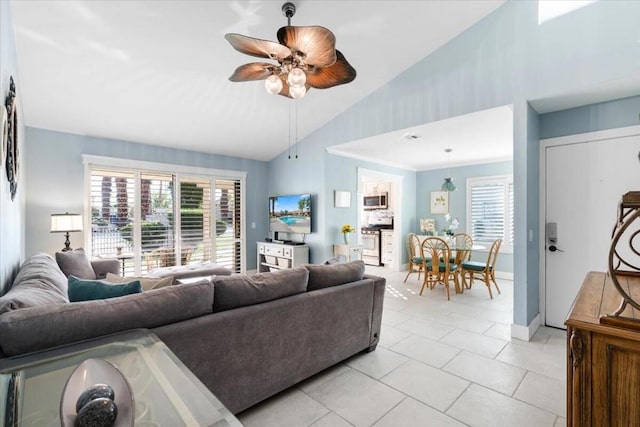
[495, 270, 513, 280]
[510, 313, 541, 341]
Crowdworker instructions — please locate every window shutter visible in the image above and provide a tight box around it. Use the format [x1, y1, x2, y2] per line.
[89, 169, 135, 274]
[470, 182, 505, 245]
[215, 179, 242, 273]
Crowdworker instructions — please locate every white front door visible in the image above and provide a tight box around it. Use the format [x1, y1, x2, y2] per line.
[543, 128, 640, 329]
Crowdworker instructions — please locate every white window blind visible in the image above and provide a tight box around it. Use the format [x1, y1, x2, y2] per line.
[467, 175, 514, 252]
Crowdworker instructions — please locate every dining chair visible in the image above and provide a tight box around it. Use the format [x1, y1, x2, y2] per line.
[403, 233, 424, 283]
[452, 233, 473, 288]
[461, 238, 502, 298]
[420, 236, 459, 300]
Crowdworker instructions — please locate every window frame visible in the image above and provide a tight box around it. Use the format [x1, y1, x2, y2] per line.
[466, 174, 514, 254]
[83, 155, 247, 274]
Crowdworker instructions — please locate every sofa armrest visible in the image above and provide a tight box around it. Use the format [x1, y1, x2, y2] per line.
[91, 259, 121, 279]
[363, 274, 386, 350]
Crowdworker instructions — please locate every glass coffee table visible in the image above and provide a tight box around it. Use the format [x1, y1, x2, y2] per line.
[0, 329, 242, 426]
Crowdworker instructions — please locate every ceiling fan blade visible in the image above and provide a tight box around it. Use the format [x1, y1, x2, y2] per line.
[228, 63, 275, 82]
[277, 26, 337, 67]
[225, 33, 291, 60]
[306, 50, 356, 89]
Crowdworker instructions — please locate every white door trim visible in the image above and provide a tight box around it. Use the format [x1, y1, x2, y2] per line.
[538, 124, 640, 327]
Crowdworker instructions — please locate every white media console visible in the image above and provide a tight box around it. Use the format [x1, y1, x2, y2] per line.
[257, 241, 309, 273]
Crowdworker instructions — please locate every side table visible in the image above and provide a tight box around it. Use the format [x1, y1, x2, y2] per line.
[0, 329, 242, 426]
[333, 244, 363, 262]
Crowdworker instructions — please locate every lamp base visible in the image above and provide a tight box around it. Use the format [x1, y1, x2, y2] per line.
[61, 232, 72, 252]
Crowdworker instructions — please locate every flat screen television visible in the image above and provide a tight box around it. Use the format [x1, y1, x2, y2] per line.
[269, 194, 312, 234]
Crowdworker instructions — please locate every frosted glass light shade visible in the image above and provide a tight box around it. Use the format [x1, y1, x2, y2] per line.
[287, 67, 306, 87]
[441, 178, 456, 192]
[264, 75, 283, 95]
[289, 85, 306, 99]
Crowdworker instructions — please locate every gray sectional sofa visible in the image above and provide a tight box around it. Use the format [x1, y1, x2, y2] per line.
[0, 252, 385, 414]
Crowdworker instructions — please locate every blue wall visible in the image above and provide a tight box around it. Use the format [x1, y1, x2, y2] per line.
[540, 95, 640, 139]
[416, 161, 513, 273]
[268, 0, 640, 328]
[0, 1, 25, 295]
[24, 128, 268, 270]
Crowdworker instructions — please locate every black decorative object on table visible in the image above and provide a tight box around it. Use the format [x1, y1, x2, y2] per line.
[75, 397, 118, 427]
[60, 358, 133, 427]
[75, 384, 115, 413]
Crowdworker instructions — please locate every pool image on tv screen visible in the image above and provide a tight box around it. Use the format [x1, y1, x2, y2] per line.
[269, 194, 311, 234]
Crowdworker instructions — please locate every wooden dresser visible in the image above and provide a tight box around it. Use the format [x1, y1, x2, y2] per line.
[566, 271, 640, 426]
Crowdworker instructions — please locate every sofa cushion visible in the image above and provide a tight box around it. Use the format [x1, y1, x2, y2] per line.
[148, 261, 232, 284]
[105, 273, 173, 291]
[212, 267, 308, 312]
[0, 253, 69, 314]
[305, 260, 366, 291]
[56, 249, 96, 279]
[67, 276, 142, 302]
[0, 280, 214, 356]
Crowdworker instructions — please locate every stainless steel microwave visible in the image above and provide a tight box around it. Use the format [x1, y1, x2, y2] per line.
[363, 193, 388, 210]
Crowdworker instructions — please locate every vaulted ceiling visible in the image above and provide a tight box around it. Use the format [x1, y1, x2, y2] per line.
[12, 1, 506, 165]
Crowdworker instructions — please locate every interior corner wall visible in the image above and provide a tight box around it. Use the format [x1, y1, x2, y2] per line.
[0, 1, 25, 295]
[24, 127, 268, 270]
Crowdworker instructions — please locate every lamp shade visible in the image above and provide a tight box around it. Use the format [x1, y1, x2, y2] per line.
[51, 213, 83, 233]
[441, 178, 456, 192]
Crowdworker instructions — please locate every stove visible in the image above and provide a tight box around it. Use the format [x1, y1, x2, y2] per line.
[360, 224, 393, 266]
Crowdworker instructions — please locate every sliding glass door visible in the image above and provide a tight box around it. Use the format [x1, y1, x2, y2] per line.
[87, 162, 245, 275]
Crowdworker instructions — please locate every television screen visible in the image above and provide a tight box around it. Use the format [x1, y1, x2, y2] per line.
[269, 194, 311, 234]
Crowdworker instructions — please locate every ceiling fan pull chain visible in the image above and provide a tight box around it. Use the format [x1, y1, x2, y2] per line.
[295, 101, 299, 159]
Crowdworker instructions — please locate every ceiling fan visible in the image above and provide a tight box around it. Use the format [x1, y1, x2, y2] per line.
[225, 2, 356, 99]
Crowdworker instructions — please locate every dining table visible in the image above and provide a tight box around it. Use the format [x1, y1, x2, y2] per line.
[414, 234, 486, 294]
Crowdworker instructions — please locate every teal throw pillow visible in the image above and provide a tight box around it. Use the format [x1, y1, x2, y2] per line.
[67, 276, 142, 302]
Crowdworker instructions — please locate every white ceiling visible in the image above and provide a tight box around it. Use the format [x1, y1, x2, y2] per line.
[11, 0, 506, 164]
[327, 105, 514, 171]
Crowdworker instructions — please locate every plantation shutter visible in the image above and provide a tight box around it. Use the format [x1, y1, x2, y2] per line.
[467, 175, 514, 252]
[89, 169, 135, 274]
[470, 181, 505, 245]
[140, 172, 175, 273]
[179, 178, 212, 263]
[215, 178, 242, 273]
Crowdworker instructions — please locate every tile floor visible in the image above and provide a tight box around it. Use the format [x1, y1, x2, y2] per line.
[237, 266, 566, 427]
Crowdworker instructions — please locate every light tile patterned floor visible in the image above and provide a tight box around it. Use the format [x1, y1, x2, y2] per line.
[238, 266, 566, 427]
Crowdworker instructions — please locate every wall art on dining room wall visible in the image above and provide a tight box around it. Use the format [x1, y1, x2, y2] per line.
[430, 191, 448, 214]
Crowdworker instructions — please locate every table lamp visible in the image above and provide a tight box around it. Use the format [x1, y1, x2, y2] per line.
[51, 213, 83, 252]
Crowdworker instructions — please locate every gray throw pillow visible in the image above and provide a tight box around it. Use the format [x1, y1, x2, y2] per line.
[305, 260, 366, 291]
[0, 253, 69, 314]
[56, 248, 96, 279]
[105, 273, 173, 291]
[212, 267, 309, 312]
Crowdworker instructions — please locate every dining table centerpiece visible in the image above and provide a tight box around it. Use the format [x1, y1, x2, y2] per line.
[341, 224, 355, 244]
[443, 214, 459, 242]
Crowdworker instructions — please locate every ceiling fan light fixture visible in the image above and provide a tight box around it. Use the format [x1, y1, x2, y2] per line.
[289, 85, 307, 99]
[225, 2, 356, 99]
[265, 74, 283, 94]
[287, 67, 306, 88]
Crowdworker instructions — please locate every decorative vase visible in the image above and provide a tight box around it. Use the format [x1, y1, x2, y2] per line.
[343, 233, 349, 245]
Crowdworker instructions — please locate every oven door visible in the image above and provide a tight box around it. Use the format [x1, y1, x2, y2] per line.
[361, 232, 381, 265]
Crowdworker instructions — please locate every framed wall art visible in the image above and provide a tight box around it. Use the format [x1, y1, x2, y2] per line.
[334, 190, 351, 208]
[430, 191, 448, 214]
